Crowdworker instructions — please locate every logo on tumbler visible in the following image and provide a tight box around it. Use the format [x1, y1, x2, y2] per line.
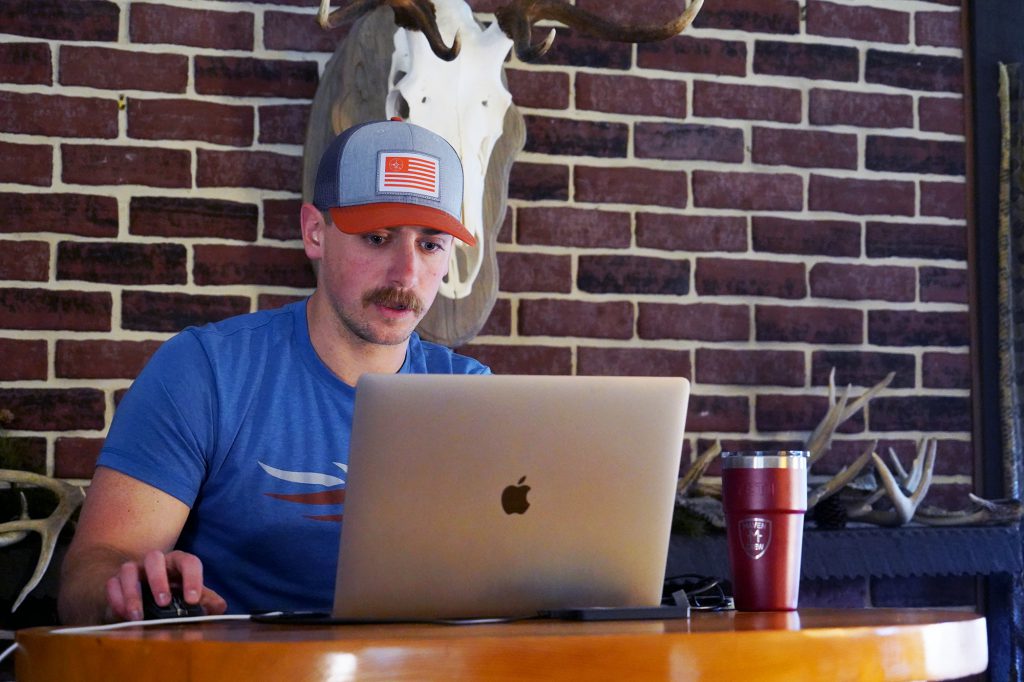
[739, 517, 772, 560]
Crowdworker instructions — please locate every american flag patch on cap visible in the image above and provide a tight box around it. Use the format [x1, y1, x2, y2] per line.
[378, 152, 439, 198]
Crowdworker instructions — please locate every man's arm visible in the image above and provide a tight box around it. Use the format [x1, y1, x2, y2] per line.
[58, 466, 227, 625]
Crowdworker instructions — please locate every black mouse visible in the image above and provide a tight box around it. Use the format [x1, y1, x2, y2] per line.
[141, 583, 205, 620]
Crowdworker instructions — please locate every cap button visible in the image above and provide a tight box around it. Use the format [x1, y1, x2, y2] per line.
[390, 116, 403, 122]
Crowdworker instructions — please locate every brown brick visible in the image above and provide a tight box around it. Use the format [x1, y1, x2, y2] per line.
[263, 9, 343, 52]
[121, 290, 250, 332]
[809, 89, 913, 129]
[575, 166, 687, 208]
[0, 140, 52, 186]
[0, 435, 46, 472]
[457, 343, 571, 375]
[0, 240, 49, 281]
[577, 73, 686, 118]
[919, 97, 965, 136]
[505, 69, 570, 110]
[809, 175, 915, 216]
[693, 80, 800, 123]
[753, 127, 857, 169]
[637, 214, 747, 253]
[194, 244, 314, 288]
[866, 136, 965, 175]
[497, 252, 571, 293]
[519, 299, 633, 339]
[0, 0, 119, 41]
[806, 1, 909, 43]
[865, 50, 963, 93]
[697, 349, 803, 386]
[0, 92, 117, 138]
[868, 310, 970, 347]
[916, 10, 961, 48]
[55, 339, 161, 379]
[509, 162, 568, 201]
[639, 302, 749, 341]
[810, 263, 915, 302]
[922, 351, 970, 389]
[54, 437, 104, 479]
[756, 305, 862, 344]
[0, 193, 118, 237]
[516, 208, 626, 250]
[62, 145, 191, 188]
[524, 116, 628, 158]
[577, 347, 691, 378]
[131, 197, 258, 241]
[258, 293, 307, 311]
[129, 98, 254, 146]
[920, 180, 966, 219]
[197, 149, 302, 192]
[693, 0, 800, 34]
[865, 221, 965, 260]
[754, 40, 859, 82]
[637, 36, 747, 77]
[0, 288, 110, 331]
[537, 30, 631, 70]
[696, 258, 805, 298]
[0, 338, 47, 380]
[693, 170, 803, 211]
[57, 241, 187, 285]
[752, 217, 860, 257]
[579, 255, 690, 295]
[59, 46, 187, 92]
[0, 388, 106, 431]
[636, 123, 743, 162]
[476, 299, 511, 337]
[263, 199, 302, 241]
[687, 395, 750, 433]
[259, 104, 308, 145]
[811, 351, 915, 389]
[870, 396, 971, 432]
[0, 42, 51, 84]
[920, 266, 968, 304]
[194, 56, 318, 99]
[131, 3, 254, 50]
[757, 394, 862, 433]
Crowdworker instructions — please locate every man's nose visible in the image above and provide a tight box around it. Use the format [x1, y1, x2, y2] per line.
[387, 238, 420, 286]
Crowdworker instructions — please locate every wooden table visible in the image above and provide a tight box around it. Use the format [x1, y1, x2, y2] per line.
[15, 608, 987, 681]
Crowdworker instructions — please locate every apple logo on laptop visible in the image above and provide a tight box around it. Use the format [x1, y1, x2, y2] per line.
[501, 476, 530, 514]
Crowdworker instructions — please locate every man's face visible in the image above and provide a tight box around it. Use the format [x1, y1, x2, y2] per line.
[311, 213, 454, 347]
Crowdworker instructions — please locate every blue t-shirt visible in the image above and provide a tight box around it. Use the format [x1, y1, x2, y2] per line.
[98, 299, 489, 614]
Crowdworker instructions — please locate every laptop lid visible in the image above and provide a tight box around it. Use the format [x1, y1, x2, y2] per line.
[332, 374, 690, 621]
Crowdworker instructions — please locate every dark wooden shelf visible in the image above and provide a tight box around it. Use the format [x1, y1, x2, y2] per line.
[666, 524, 1023, 580]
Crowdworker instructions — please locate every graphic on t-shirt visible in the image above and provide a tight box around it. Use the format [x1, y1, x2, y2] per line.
[259, 461, 346, 523]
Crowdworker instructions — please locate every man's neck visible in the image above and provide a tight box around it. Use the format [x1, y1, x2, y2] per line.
[305, 292, 409, 387]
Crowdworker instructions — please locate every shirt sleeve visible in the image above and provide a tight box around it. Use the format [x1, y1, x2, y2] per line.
[97, 330, 217, 507]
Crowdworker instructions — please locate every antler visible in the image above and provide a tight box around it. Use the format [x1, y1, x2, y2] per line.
[495, 0, 705, 62]
[0, 469, 86, 612]
[677, 440, 722, 498]
[916, 493, 1024, 526]
[317, 0, 461, 60]
[846, 439, 937, 526]
[806, 370, 895, 465]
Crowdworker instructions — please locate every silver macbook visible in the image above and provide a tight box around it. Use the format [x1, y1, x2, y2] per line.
[332, 373, 690, 621]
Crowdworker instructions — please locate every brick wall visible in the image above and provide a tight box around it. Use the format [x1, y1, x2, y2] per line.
[0, 0, 971, 509]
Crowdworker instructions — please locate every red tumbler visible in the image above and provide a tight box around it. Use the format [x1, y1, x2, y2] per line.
[721, 451, 808, 611]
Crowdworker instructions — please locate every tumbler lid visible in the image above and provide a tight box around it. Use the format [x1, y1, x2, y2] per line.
[720, 450, 809, 469]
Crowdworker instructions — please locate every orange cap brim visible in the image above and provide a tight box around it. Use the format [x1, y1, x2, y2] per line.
[329, 203, 476, 247]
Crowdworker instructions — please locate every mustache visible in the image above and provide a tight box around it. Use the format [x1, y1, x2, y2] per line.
[363, 287, 423, 314]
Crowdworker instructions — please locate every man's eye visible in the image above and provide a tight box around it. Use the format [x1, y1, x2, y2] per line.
[365, 234, 387, 246]
[421, 240, 445, 253]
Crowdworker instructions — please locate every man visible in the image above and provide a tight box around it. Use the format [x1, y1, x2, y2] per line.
[57, 119, 490, 624]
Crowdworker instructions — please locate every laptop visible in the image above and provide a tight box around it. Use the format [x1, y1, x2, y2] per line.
[331, 373, 690, 621]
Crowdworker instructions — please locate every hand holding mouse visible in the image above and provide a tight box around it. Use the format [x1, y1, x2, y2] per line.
[105, 549, 227, 621]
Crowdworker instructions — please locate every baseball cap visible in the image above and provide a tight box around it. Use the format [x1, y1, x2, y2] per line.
[313, 118, 475, 246]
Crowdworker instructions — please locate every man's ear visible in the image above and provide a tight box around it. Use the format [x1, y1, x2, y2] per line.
[300, 203, 326, 260]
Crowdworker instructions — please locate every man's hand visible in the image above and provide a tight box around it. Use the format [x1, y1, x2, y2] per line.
[105, 549, 227, 622]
